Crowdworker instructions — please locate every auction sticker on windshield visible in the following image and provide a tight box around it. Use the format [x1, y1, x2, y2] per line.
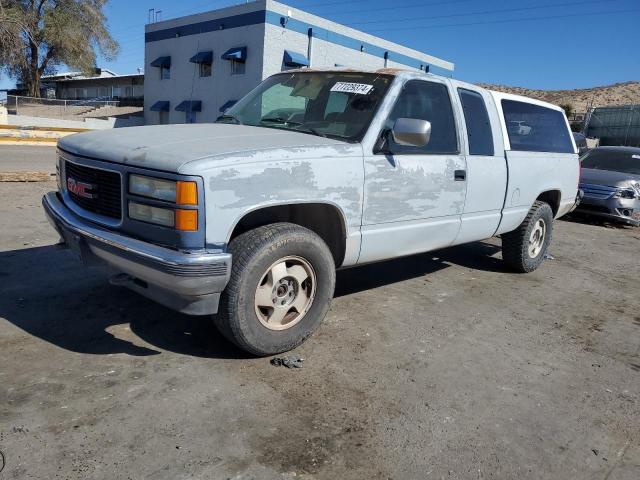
[330, 82, 374, 95]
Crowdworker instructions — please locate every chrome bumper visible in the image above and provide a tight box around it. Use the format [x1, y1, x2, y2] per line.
[42, 192, 231, 315]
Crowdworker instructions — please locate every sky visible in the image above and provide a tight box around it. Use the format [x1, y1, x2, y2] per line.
[1, 0, 639, 92]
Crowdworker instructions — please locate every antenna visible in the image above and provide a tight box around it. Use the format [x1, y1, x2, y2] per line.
[148, 8, 154, 24]
[156, 10, 162, 22]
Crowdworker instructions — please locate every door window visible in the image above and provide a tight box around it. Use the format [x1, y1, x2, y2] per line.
[458, 88, 494, 156]
[385, 80, 458, 154]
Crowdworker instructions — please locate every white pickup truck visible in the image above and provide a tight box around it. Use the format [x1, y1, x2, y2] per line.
[43, 69, 580, 355]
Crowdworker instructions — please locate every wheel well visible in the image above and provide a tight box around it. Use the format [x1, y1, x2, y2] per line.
[229, 203, 347, 266]
[537, 190, 561, 217]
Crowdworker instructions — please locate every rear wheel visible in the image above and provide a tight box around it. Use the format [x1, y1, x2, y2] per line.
[502, 201, 554, 273]
[216, 223, 335, 356]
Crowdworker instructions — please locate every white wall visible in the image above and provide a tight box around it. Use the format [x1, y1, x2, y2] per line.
[143, 0, 454, 125]
[144, 2, 267, 125]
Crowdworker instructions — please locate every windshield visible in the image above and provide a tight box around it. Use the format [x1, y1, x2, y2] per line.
[217, 72, 393, 142]
[581, 149, 640, 175]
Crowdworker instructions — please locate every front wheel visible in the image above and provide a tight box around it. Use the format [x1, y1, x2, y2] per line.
[215, 223, 336, 356]
[502, 201, 554, 273]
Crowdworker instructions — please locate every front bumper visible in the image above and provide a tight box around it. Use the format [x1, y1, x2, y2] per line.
[575, 193, 640, 226]
[42, 192, 231, 315]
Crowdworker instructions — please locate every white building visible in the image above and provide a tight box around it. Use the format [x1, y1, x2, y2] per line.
[144, 0, 454, 125]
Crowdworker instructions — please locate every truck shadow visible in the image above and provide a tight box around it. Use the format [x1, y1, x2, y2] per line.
[0, 241, 504, 359]
[335, 241, 504, 297]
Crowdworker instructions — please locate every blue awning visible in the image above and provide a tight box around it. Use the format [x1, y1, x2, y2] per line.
[219, 100, 237, 112]
[150, 101, 170, 112]
[283, 50, 309, 68]
[221, 46, 246, 62]
[189, 51, 213, 64]
[150, 56, 171, 68]
[175, 100, 202, 112]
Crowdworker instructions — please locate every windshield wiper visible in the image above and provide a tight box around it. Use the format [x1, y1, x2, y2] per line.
[260, 118, 328, 139]
[260, 116, 303, 126]
[216, 114, 243, 125]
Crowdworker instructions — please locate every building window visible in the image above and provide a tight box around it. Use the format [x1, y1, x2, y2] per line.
[199, 62, 212, 77]
[160, 66, 170, 80]
[185, 111, 197, 124]
[175, 100, 201, 124]
[159, 111, 169, 125]
[231, 60, 245, 75]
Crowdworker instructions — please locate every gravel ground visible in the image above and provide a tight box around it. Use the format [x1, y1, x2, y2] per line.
[0, 176, 639, 479]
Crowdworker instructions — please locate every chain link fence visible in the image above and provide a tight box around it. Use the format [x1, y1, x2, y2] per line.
[6, 95, 120, 120]
[584, 104, 640, 147]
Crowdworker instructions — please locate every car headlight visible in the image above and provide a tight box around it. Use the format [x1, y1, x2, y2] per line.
[128, 202, 175, 227]
[129, 174, 199, 205]
[129, 174, 178, 202]
[615, 188, 637, 199]
[128, 175, 199, 230]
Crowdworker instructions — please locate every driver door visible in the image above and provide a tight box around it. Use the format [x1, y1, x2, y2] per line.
[359, 78, 467, 263]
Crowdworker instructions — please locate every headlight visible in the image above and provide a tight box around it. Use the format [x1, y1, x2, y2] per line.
[129, 174, 199, 204]
[129, 202, 175, 227]
[615, 188, 637, 199]
[128, 202, 198, 231]
[129, 174, 177, 202]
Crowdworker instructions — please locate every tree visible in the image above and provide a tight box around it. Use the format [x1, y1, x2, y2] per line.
[0, 0, 118, 97]
[559, 103, 574, 119]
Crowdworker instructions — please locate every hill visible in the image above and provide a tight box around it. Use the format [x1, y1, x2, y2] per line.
[478, 81, 640, 113]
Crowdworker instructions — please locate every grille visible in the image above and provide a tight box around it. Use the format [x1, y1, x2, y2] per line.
[579, 183, 617, 200]
[65, 161, 122, 219]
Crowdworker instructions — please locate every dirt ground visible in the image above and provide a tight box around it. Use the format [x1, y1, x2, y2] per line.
[1, 176, 639, 479]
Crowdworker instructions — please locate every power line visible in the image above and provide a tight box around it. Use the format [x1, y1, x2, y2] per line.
[350, 0, 621, 26]
[365, 7, 640, 33]
[289, 0, 473, 11]
[304, 0, 475, 17]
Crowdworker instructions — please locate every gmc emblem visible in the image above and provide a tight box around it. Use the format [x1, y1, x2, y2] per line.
[67, 177, 96, 199]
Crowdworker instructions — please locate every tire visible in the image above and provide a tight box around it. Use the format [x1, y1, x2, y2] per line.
[215, 222, 336, 356]
[502, 201, 554, 273]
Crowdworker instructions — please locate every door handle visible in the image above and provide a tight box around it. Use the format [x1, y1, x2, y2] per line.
[454, 170, 466, 181]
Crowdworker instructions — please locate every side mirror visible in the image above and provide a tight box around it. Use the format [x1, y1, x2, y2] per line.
[391, 118, 431, 147]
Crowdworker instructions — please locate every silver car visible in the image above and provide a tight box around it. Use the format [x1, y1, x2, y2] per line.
[577, 146, 640, 226]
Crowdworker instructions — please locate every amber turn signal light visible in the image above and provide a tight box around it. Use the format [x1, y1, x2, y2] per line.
[176, 181, 198, 205]
[175, 209, 198, 231]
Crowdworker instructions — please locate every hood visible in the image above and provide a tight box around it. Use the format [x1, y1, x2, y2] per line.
[580, 168, 640, 191]
[58, 123, 348, 172]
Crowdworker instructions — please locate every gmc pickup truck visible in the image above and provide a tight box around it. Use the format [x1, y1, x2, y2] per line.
[43, 69, 580, 355]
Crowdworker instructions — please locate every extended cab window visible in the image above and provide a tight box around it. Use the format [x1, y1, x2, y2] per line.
[458, 88, 494, 156]
[502, 100, 574, 153]
[385, 80, 458, 154]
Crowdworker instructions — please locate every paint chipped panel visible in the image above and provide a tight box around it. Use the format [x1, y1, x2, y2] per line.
[362, 154, 466, 224]
[192, 144, 364, 244]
